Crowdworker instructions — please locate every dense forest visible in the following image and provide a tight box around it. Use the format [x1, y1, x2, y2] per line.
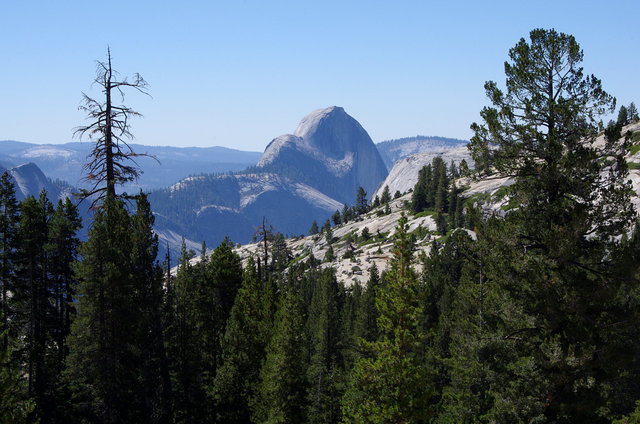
[3, 29, 640, 423]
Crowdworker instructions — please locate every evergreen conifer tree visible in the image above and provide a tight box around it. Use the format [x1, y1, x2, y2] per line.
[0, 172, 19, 343]
[254, 284, 308, 424]
[380, 185, 391, 205]
[466, 28, 640, 421]
[306, 269, 343, 424]
[342, 214, 433, 423]
[66, 197, 141, 423]
[211, 258, 268, 423]
[0, 321, 35, 423]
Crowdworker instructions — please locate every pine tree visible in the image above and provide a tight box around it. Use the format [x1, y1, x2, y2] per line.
[618, 105, 629, 126]
[45, 198, 82, 423]
[306, 269, 343, 424]
[254, 284, 308, 424]
[411, 166, 429, 213]
[342, 214, 433, 423]
[310, 220, 319, 235]
[628, 102, 639, 122]
[129, 193, 172, 422]
[380, 185, 391, 205]
[466, 28, 639, 421]
[371, 195, 380, 209]
[211, 258, 268, 424]
[165, 241, 202, 423]
[332, 210, 342, 226]
[15, 191, 54, 420]
[324, 245, 335, 263]
[74, 48, 152, 204]
[434, 162, 448, 214]
[352, 263, 380, 348]
[0, 321, 35, 423]
[0, 172, 19, 344]
[66, 197, 143, 423]
[355, 187, 368, 216]
[459, 159, 470, 176]
[47, 198, 81, 366]
[192, 238, 243, 419]
[449, 160, 459, 179]
[271, 233, 291, 272]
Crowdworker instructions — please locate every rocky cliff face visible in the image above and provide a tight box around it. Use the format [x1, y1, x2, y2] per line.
[373, 146, 473, 199]
[257, 106, 388, 204]
[1, 162, 71, 202]
[376, 135, 468, 168]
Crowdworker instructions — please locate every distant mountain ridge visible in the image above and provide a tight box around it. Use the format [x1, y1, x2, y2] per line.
[376, 135, 468, 168]
[0, 140, 261, 191]
[1, 111, 474, 255]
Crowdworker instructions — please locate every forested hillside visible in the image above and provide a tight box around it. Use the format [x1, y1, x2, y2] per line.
[3, 29, 640, 424]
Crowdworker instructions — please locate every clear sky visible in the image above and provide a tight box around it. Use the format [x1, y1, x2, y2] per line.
[1, 0, 638, 152]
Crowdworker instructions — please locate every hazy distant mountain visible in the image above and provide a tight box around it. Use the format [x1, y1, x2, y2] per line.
[151, 106, 388, 247]
[256, 106, 388, 204]
[376, 135, 468, 169]
[0, 140, 261, 191]
[0, 161, 73, 203]
[150, 173, 342, 247]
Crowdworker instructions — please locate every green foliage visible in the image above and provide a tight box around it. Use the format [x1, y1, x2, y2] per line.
[628, 162, 640, 170]
[618, 105, 630, 126]
[356, 186, 369, 216]
[254, 285, 308, 424]
[0, 172, 19, 341]
[0, 324, 35, 423]
[380, 185, 391, 204]
[332, 210, 342, 226]
[411, 157, 454, 223]
[66, 195, 168, 423]
[629, 102, 639, 122]
[342, 214, 433, 423]
[211, 258, 268, 423]
[458, 28, 640, 422]
[271, 233, 291, 272]
[614, 401, 640, 424]
[306, 269, 343, 424]
[459, 158, 470, 176]
[66, 197, 141, 422]
[324, 245, 335, 262]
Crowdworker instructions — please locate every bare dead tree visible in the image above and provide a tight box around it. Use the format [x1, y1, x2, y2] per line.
[74, 47, 155, 206]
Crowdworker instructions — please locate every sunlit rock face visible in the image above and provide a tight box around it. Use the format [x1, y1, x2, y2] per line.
[258, 106, 388, 204]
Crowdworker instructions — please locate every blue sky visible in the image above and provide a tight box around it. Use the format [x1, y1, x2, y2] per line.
[1, 0, 638, 151]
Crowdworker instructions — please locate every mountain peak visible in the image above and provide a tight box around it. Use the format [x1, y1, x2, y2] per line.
[293, 106, 346, 138]
[257, 106, 388, 204]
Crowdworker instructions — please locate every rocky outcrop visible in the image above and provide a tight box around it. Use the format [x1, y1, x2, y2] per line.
[2, 162, 70, 202]
[257, 106, 388, 204]
[373, 146, 473, 199]
[376, 135, 468, 168]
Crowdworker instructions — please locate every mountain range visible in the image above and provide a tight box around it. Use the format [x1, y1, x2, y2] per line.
[0, 106, 474, 254]
[150, 106, 389, 248]
[0, 141, 262, 192]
